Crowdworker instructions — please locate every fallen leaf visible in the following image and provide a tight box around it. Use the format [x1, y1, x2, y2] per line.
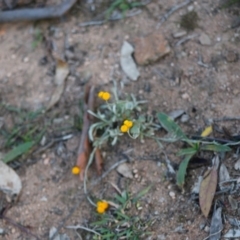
[228, 196, 238, 210]
[168, 109, 185, 120]
[199, 156, 219, 217]
[224, 229, 240, 238]
[234, 159, 240, 170]
[201, 126, 213, 137]
[219, 163, 230, 183]
[0, 156, 22, 202]
[120, 41, 140, 81]
[95, 148, 103, 175]
[46, 59, 69, 111]
[209, 207, 222, 240]
[117, 163, 133, 179]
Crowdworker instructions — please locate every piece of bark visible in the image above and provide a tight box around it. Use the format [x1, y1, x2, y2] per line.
[95, 148, 103, 175]
[76, 85, 95, 181]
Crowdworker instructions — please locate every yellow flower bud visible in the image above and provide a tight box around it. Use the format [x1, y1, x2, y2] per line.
[72, 166, 80, 175]
[124, 120, 133, 128]
[102, 92, 111, 101]
[98, 91, 104, 98]
[120, 125, 128, 133]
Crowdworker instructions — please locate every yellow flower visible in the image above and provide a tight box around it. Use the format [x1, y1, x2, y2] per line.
[123, 120, 133, 128]
[102, 92, 111, 101]
[97, 206, 105, 214]
[96, 201, 109, 214]
[120, 125, 128, 133]
[72, 166, 80, 175]
[98, 91, 111, 101]
[98, 91, 104, 98]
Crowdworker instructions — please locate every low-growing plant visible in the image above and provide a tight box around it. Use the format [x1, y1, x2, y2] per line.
[91, 186, 153, 240]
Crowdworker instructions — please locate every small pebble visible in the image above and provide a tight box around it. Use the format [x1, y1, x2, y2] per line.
[23, 57, 29, 63]
[169, 191, 176, 199]
[182, 93, 190, 100]
[133, 169, 138, 174]
[173, 31, 187, 38]
[204, 226, 210, 233]
[180, 114, 190, 123]
[187, 5, 194, 11]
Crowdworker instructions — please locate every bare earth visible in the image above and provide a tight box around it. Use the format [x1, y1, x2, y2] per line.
[0, 0, 240, 239]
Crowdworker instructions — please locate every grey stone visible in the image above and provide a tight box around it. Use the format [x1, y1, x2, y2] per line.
[199, 33, 212, 46]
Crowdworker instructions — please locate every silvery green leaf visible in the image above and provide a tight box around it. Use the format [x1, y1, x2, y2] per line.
[111, 136, 118, 145]
[125, 102, 134, 110]
[88, 122, 103, 141]
[130, 123, 140, 139]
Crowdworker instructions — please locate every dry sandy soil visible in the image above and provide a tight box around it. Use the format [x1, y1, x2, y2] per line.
[1, 0, 240, 239]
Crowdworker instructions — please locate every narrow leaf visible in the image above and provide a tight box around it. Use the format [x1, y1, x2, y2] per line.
[132, 185, 152, 203]
[199, 156, 219, 217]
[177, 148, 198, 156]
[201, 144, 231, 152]
[3, 141, 35, 163]
[177, 153, 196, 187]
[157, 112, 187, 140]
[201, 126, 213, 137]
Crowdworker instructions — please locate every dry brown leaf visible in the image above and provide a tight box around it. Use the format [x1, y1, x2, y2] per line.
[199, 156, 219, 217]
[46, 59, 69, 111]
[95, 148, 103, 175]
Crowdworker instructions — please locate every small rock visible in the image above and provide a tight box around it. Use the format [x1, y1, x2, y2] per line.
[117, 163, 133, 179]
[204, 226, 210, 233]
[173, 31, 187, 38]
[169, 191, 176, 199]
[188, 5, 194, 11]
[199, 33, 211, 46]
[134, 32, 171, 65]
[120, 41, 140, 81]
[23, 57, 29, 63]
[181, 92, 190, 100]
[180, 114, 189, 123]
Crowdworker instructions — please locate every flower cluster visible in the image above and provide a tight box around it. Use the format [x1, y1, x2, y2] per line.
[98, 91, 111, 101]
[120, 120, 133, 133]
[96, 200, 109, 214]
[72, 166, 80, 175]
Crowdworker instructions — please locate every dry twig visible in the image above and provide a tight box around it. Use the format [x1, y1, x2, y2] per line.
[157, 0, 193, 28]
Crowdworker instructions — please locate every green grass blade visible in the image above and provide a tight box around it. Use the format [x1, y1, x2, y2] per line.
[177, 147, 198, 156]
[132, 185, 152, 203]
[3, 141, 35, 163]
[157, 112, 187, 140]
[177, 153, 196, 187]
[201, 144, 231, 152]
